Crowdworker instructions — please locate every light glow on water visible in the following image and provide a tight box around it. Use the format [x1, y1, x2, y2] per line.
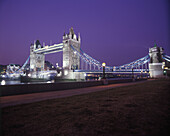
[1, 80, 6, 85]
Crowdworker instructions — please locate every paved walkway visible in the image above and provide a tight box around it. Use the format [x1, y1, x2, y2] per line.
[0, 80, 150, 108]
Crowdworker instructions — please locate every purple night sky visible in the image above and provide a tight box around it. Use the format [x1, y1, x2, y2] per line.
[0, 0, 169, 67]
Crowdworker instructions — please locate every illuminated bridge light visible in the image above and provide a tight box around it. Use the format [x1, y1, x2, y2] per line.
[1, 80, 6, 85]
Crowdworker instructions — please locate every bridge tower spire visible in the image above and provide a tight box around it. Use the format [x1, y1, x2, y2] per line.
[62, 27, 81, 79]
[30, 40, 45, 73]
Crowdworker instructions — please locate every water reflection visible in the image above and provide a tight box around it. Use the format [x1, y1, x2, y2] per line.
[47, 80, 55, 83]
[1, 80, 21, 85]
[0, 80, 56, 85]
[1, 80, 6, 85]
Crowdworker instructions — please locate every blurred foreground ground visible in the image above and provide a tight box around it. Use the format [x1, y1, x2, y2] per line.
[1, 79, 170, 136]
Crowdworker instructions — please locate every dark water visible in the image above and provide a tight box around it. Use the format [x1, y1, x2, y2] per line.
[0, 80, 54, 85]
[1, 80, 21, 85]
[0, 78, 134, 86]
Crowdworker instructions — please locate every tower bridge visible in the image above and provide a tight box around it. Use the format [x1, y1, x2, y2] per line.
[15, 27, 170, 80]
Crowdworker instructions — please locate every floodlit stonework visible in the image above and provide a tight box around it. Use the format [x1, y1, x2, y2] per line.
[29, 28, 84, 80]
[62, 27, 81, 79]
[30, 41, 45, 72]
[149, 45, 164, 78]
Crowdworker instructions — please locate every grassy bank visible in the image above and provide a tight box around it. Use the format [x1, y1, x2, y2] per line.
[1, 79, 170, 136]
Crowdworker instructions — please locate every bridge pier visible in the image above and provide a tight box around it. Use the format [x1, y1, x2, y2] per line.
[62, 69, 86, 80]
[149, 44, 164, 78]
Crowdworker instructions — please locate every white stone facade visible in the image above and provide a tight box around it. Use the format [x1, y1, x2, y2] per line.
[149, 63, 163, 78]
[30, 42, 45, 72]
[62, 27, 81, 79]
[149, 45, 164, 78]
[29, 28, 85, 80]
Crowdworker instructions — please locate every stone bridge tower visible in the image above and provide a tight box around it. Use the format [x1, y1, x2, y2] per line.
[62, 27, 81, 78]
[30, 40, 45, 72]
[149, 44, 164, 78]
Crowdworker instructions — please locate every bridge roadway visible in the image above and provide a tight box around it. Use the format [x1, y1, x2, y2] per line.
[0, 79, 153, 108]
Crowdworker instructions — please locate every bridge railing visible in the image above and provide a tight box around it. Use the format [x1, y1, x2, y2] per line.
[71, 44, 151, 73]
[163, 54, 170, 62]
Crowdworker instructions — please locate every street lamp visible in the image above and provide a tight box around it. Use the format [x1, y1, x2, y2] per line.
[56, 63, 59, 68]
[132, 68, 134, 79]
[102, 62, 106, 79]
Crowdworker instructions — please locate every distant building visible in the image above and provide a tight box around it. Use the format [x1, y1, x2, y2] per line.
[6, 64, 20, 74]
[0, 65, 7, 74]
[44, 61, 56, 70]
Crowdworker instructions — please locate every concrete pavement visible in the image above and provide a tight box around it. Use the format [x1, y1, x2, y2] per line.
[0, 80, 151, 108]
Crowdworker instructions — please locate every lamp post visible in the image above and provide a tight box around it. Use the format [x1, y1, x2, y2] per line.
[56, 63, 59, 68]
[141, 70, 143, 79]
[102, 62, 106, 79]
[132, 68, 134, 79]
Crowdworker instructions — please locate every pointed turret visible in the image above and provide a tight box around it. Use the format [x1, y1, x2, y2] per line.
[78, 33, 81, 42]
[34, 40, 36, 49]
[43, 42, 45, 47]
[153, 40, 157, 47]
[69, 27, 74, 35]
[35, 40, 41, 48]
[63, 31, 66, 40]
